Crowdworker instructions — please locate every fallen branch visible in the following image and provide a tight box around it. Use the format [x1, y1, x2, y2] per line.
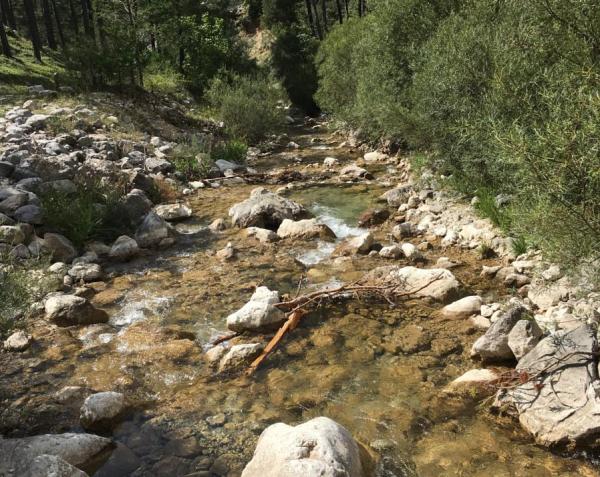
[246, 275, 443, 375]
[211, 332, 240, 346]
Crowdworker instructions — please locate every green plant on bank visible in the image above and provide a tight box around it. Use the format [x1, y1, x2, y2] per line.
[171, 136, 214, 180]
[212, 139, 248, 164]
[206, 73, 285, 142]
[0, 258, 58, 338]
[45, 116, 79, 135]
[39, 181, 134, 248]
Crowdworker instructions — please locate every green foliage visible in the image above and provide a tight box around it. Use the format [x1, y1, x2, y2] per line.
[212, 140, 248, 164]
[316, 0, 600, 277]
[171, 136, 214, 180]
[39, 182, 133, 247]
[206, 73, 285, 142]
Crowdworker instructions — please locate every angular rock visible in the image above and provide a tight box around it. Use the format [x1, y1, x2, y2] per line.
[379, 245, 403, 259]
[4, 330, 32, 351]
[401, 242, 423, 262]
[27, 454, 89, 477]
[363, 151, 388, 162]
[357, 208, 389, 228]
[365, 266, 461, 303]
[14, 204, 43, 224]
[0, 433, 112, 476]
[109, 236, 139, 261]
[380, 186, 412, 207]
[208, 218, 226, 232]
[446, 368, 499, 396]
[45, 294, 109, 326]
[145, 156, 173, 173]
[242, 417, 365, 477]
[333, 232, 373, 256]
[226, 287, 286, 332]
[0, 225, 25, 244]
[441, 296, 483, 320]
[80, 392, 126, 431]
[470, 306, 526, 361]
[44, 233, 77, 263]
[135, 211, 172, 248]
[507, 319, 543, 360]
[246, 227, 280, 243]
[0, 192, 29, 214]
[229, 188, 309, 230]
[391, 223, 413, 240]
[68, 263, 103, 282]
[339, 164, 371, 181]
[528, 277, 571, 310]
[0, 161, 15, 178]
[218, 343, 263, 373]
[277, 218, 336, 240]
[497, 325, 600, 446]
[154, 203, 192, 221]
[122, 189, 153, 225]
[216, 242, 236, 261]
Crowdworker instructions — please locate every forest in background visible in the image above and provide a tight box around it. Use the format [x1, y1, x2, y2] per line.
[0, 0, 598, 278]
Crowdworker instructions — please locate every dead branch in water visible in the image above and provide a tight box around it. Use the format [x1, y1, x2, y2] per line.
[246, 275, 443, 375]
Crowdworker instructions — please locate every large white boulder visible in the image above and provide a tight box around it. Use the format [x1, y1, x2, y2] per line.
[226, 287, 286, 332]
[154, 203, 192, 221]
[242, 417, 365, 477]
[507, 319, 543, 360]
[497, 325, 600, 446]
[470, 306, 526, 361]
[229, 188, 309, 230]
[218, 343, 263, 373]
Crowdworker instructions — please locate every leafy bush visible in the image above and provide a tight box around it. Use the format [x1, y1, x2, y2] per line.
[40, 182, 134, 247]
[171, 136, 214, 180]
[212, 140, 248, 164]
[206, 73, 285, 142]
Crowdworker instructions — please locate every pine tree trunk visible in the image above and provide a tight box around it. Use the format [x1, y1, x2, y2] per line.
[344, 0, 349, 18]
[1, 0, 16, 30]
[312, 0, 323, 39]
[69, 0, 79, 34]
[24, 0, 42, 62]
[80, 0, 91, 36]
[0, 9, 11, 57]
[335, 0, 343, 23]
[305, 0, 317, 37]
[42, 0, 57, 49]
[51, 0, 66, 47]
[321, 0, 328, 33]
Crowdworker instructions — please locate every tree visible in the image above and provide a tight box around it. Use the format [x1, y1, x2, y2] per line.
[42, 0, 57, 49]
[52, 0, 67, 47]
[24, 0, 42, 62]
[0, 4, 11, 57]
[0, 0, 16, 30]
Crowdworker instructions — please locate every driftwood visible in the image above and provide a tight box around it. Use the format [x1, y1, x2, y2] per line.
[246, 275, 443, 375]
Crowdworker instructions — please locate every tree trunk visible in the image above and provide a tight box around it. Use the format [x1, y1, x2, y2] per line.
[357, 0, 362, 17]
[1, 0, 16, 30]
[321, 0, 328, 33]
[24, 0, 42, 62]
[344, 0, 349, 18]
[0, 9, 11, 57]
[80, 0, 91, 36]
[51, 0, 66, 47]
[335, 0, 343, 23]
[304, 0, 317, 37]
[312, 0, 323, 39]
[69, 0, 79, 34]
[42, 0, 57, 49]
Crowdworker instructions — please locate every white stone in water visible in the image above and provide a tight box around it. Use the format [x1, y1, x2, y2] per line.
[109, 235, 139, 261]
[441, 296, 483, 319]
[277, 218, 335, 240]
[242, 417, 365, 477]
[154, 203, 192, 221]
[323, 157, 339, 167]
[246, 227, 280, 243]
[218, 343, 263, 373]
[449, 368, 499, 387]
[226, 287, 285, 332]
[401, 242, 422, 261]
[379, 245, 403, 259]
[3, 330, 32, 351]
[68, 263, 103, 282]
[363, 151, 388, 162]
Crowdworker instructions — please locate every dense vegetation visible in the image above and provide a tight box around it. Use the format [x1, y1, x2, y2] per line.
[316, 0, 600, 275]
[1, 0, 598, 274]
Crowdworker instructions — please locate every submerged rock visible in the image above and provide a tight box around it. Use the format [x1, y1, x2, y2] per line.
[0, 433, 112, 476]
[333, 232, 373, 256]
[242, 417, 365, 477]
[497, 324, 600, 446]
[226, 287, 285, 332]
[45, 294, 109, 326]
[246, 227, 280, 243]
[80, 391, 126, 431]
[135, 211, 174, 248]
[27, 454, 89, 476]
[229, 187, 309, 230]
[218, 343, 263, 373]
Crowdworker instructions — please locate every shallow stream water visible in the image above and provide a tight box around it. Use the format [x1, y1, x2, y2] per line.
[2, 125, 598, 476]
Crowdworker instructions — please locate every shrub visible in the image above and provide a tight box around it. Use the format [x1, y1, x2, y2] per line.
[40, 181, 134, 247]
[171, 136, 214, 180]
[212, 139, 248, 165]
[206, 73, 285, 142]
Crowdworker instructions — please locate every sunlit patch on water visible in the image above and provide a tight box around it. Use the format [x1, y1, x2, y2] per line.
[110, 294, 172, 327]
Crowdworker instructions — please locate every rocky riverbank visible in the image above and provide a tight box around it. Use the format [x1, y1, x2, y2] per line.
[1, 92, 599, 476]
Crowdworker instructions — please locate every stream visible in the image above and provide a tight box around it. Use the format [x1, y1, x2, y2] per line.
[2, 124, 598, 477]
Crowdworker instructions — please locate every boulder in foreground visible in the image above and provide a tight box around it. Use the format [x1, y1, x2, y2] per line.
[242, 417, 366, 477]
